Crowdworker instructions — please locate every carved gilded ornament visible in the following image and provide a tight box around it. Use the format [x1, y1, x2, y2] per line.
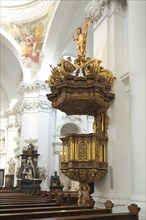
[46, 57, 116, 87]
[46, 19, 116, 206]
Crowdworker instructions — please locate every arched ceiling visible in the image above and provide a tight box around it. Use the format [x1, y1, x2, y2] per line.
[0, 0, 55, 23]
[0, 37, 22, 113]
[0, 0, 92, 115]
[1, 1, 34, 6]
[0, 0, 58, 114]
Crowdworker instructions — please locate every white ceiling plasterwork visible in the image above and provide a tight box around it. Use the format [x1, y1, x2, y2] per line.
[1, 1, 34, 7]
[85, 0, 127, 24]
[1, 0, 56, 23]
[0, 1, 59, 115]
[1, 0, 58, 77]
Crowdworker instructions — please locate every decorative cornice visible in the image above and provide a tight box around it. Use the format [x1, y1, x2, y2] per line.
[22, 99, 52, 111]
[85, 0, 127, 24]
[17, 80, 50, 94]
[1, 1, 57, 23]
[1, 81, 52, 119]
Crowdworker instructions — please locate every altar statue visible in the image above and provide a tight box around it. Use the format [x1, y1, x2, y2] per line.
[51, 171, 61, 186]
[50, 171, 64, 191]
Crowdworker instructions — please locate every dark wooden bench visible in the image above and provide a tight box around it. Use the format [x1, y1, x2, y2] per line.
[0, 190, 78, 206]
[0, 201, 57, 205]
[26, 212, 139, 220]
[0, 208, 113, 220]
[0, 203, 58, 209]
[0, 205, 103, 214]
[0, 191, 140, 220]
[0, 192, 56, 205]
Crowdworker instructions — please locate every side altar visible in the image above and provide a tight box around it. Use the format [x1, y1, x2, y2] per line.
[16, 143, 46, 192]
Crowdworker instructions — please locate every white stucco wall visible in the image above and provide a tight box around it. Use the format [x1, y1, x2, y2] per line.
[0, 0, 145, 219]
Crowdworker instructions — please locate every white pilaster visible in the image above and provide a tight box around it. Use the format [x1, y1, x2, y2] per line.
[86, 0, 145, 218]
[5, 115, 17, 174]
[90, 0, 131, 198]
[128, 0, 146, 219]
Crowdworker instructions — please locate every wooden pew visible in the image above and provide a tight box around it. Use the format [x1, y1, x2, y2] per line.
[0, 201, 57, 205]
[0, 205, 103, 214]
[26, 212, 139, 220]
[0, 191, 140, 220]
[24, 204, 141, 220]
[0, 203, 58, 209]
[0, 190, 78, 206]
[0, 192, 56, 206]
[0, 208, 113, 220]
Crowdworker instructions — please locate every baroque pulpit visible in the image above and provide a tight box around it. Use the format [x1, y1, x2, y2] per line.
[46, 23, 115, 205]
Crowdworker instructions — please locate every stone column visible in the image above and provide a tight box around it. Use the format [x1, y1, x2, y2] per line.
[4, 115, 18, 187]
[5, 116, 17, 173]
[128, 0, 145, 218]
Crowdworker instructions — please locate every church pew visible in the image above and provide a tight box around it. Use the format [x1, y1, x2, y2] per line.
[0, 195, 48, 201]
[0, 202, 59, 208]
[26, 212, 139, 220]
[0, 197, 50, 201]
[0, 190, 78, 205]
[0, 205, 105, 214]
[0, 192, 76, 207]
[0, 193, 54, 202]
[0, 201, 57, 205]
[0, 193, 47, 198]
[0, 208, 113, 220]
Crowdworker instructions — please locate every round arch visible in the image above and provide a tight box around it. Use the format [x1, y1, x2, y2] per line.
[0, 28, 25, 75]
[0, 29, 23, 112]
[60, 122, 81, 136]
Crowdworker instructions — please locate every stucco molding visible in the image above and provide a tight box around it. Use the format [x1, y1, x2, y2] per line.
[1, 1, 57, 23]
[85, 0, 127, 23]
[17, 80, 50, 94]
[22, 99, 52, 111]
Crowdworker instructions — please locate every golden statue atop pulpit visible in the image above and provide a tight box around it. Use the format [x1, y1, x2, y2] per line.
[46, 18, 116, 206]
[72, 27, 87, 57]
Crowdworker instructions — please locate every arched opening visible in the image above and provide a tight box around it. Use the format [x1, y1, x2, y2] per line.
[60, 122, 81, 136]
